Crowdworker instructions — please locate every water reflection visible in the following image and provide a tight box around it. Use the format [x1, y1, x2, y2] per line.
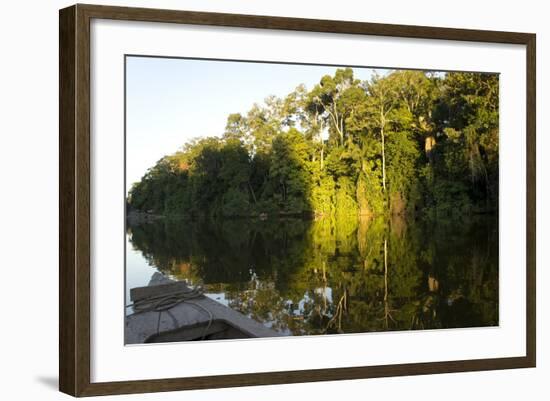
[126, 215, 498, 336]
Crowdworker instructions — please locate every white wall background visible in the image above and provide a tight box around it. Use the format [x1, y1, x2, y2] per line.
[0, 0, 546, 400]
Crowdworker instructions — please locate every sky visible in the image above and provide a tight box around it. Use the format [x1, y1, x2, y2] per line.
[125, 56, 382, 193]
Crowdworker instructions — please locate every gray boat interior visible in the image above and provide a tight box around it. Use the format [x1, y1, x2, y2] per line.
[145, 319, 253, 343]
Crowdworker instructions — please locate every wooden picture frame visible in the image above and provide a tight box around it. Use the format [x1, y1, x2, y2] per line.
[59, 3, 536, 397]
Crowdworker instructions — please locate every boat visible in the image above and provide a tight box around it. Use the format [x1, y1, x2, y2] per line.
[125, 272, 281, 344]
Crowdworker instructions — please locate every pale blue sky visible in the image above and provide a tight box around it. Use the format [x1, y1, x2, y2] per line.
[125, 56, 382, 193]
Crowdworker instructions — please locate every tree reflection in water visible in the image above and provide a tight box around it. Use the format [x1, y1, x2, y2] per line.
[127, 214, 498, 336]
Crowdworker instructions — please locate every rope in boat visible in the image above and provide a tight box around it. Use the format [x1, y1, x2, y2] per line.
[126, 285, 214, 340]
[129, 286, 204, 313]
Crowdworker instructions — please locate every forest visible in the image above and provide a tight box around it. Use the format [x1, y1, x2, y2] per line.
[127, 68, 499, 219]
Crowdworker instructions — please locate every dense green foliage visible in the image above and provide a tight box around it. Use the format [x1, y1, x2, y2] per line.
[128, 69, 498, 218]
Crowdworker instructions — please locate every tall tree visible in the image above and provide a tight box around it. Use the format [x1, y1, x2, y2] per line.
[365, 72, 401, 192]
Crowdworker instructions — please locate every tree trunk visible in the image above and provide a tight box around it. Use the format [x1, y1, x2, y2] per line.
[248, 181, 257, 204]
[340, 117, 345, 146]
[381, 124, 387, 191]
[424, 135, 436, 164]
[327, 106, 344, 146]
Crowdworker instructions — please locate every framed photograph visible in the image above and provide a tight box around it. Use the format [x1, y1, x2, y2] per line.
[59, 4, 536, 397]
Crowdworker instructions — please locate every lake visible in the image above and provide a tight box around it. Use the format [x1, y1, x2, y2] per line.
[126, 214, 498, 336]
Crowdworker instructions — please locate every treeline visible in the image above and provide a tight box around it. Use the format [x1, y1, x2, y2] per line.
[128, 68, 499, 219]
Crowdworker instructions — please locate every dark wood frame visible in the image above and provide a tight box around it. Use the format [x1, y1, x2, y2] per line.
[59, 3, 536, 397]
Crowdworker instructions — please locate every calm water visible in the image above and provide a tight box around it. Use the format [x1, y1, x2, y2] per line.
[126, 215, 498, 336]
